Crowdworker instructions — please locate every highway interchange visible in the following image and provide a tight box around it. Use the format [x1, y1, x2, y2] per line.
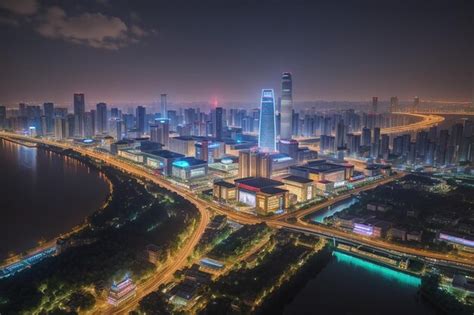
[1, 112, 473, 314]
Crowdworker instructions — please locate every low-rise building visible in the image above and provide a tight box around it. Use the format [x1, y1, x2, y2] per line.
[118, 149, 145, 163]
[407, 230, 423, 242]
[281, 175, 314, 202]
[213, 181, 237, 202]
[143, 150, 185, 175]
[388, 226, 408, 241]
[315, 180, 334, 195]
[437, 231, 474, 252]
[234, 177, 289, 215]
[171, 157, 208, 181]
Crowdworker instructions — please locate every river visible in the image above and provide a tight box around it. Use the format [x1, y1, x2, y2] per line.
[0, 139, 110, 260]
[284, 251, 435, 314]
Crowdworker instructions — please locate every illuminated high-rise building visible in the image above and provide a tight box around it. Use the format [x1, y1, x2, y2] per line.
[136, 106, 146, 135]
[0, 105, 5, 129]
[390, 96, 398, 113]
[43, 102, 54, 133]
[96, 102, 108, 134]
[238, 150, 272, 178]
[212, 107, 224, 140]
[280, 72, 293, 140]
[54, 117, 65, 140]
[84, 112, 94, 138]
[413, 97, 420, 112]
[160, 93, 167, 118]
[372, 96, 378, 114]
[73, 93, 85, 137]
[150, 118, 170, 147]
[258, 89, 276, 152]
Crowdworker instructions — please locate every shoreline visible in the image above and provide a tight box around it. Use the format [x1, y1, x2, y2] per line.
[0, 137, 113, 270]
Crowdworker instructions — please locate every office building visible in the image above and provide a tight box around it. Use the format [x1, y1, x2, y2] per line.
[171, 157, 208, 181]
[144, 150, 184, 175]
[372, 96, 378, 114]
[169, 136, 196, 156]
[390, 96, 398, 113]
[280, 72, 293, 140]
[160, 93, 167, 118]
[278, 139, 299, 159]
[136, 106, 146, 135]
[212, 107, 224, 140]
[234, 177, 289, 215]
[0, 106, 6, 129]
[96, 102, 107, 134]
[413, 97, 420, 112]
[281, 175, 313, 202]
[43, 102, 54, 133]
[84, 111, 95, 138]
[150, 118, 170, 147]
[213, 181, 237, 202]
[73, 93, 85, 137]
[238, 150, 272, 178]
[258, 89, 277, 152]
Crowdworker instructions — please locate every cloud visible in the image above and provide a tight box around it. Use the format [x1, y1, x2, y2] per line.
[0, 16, 19, 26]
[36, 6, 150, 50]
[0, 0, 38, 15]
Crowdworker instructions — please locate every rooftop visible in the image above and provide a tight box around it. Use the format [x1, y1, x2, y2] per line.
[234, 177, 283, 189]
[145, 150, 185, 159]
[282, 175, 313, 184]
[260, 187, 288, 195]
[172, 157, 207, 168]
[172, 136, 196, 141]
[214, 181, 236, 188]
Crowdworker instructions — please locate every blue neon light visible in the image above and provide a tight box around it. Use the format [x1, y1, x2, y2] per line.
[173, 160, 190, 168]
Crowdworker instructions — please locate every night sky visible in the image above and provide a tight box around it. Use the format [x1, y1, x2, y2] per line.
[0, 0, 472, 106]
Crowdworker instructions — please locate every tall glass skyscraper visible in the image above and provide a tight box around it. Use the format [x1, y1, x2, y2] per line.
[73, 93, 85, 137]
[160, 94, 167, 118]
[258, 89, 276, 152]
[280, 72, 293, 140]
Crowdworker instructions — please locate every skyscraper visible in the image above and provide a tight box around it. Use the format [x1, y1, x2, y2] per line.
[372, 96, 378, 114]
[43, 102, 54, 133]
[73, 93, 85, 137]
[413, 97, 420, 112]
[238, 150, 272, 178]
[390, 97, 398, 113]
[258, 89, 276, 152]
[280, 72, 293, 140]
[0, 105, 5, 129]
[212, 107, 224, 140]
[96, 102, 107, 134]
[150, 118, 170, 147]
[136, 106, 146, 135]
[160, 94, 167, 119]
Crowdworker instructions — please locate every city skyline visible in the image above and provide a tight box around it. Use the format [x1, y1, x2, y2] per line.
[1, 1, 474, 314]
[0, 0, 472, 105]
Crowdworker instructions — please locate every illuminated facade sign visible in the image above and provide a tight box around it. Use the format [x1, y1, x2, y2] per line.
[439, 233, 474, 248]
[239, 189, 256, 207]
[353, 223, 373, 236]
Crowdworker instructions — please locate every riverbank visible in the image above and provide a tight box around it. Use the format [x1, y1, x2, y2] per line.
[0, 149, 201, 314]
[0, 139, 112, 268]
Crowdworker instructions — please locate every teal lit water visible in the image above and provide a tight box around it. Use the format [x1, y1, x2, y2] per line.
[333, 251, 421, 287]
[284, 250, 434, 314]
[311, 197, 358, 223]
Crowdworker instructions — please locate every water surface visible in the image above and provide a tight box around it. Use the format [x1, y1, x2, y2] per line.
[0, 139, 109, 260]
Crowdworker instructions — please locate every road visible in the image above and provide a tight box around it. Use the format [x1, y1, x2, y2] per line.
[2, 131, 474, 314]
[0, 134, 211, 314]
